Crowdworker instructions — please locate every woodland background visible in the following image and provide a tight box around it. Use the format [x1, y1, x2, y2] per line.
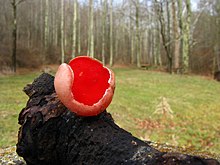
[0, 0, 220, 74]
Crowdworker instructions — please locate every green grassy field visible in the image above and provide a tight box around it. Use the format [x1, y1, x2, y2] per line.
[0, 68, 220, 155]
[0, 73, 40, 147]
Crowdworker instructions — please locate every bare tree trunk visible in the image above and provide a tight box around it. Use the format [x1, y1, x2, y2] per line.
[33, 1, 38, 49]
[44, 0, 49, 53]
[90, 0, 94, 58]
[129, 2, 135, 65]
[135, 0, 141, 68]
[143, 30, 148, 64]
[64, 0, 69, 50]
[40, 0, 44, 52]
[89, 0, 94, 58]
[61, 0, 65, 63]
[178, 0, 191, 73]
[183, 0, 191, 72]
[216, 2, 220, 71]
[77, 2, 81, 55]
[11, 0, 25, 73]
[131, 30, 135, 64]
[177, 0, 183, 72]
[155, 0, 172, 73]
[87, 6, 90, 57]
[217, 24, 220, 71]
[101, 0, 107, 65]
[27, 2, 32, 49]
[53, 0, 58, 47]
[172, 0, 180, 71]
[11, 0, 17, 73]
[157, 30, 162, 66]
[153, 27, 157, 65]
[109, 0, 113, 66]
[115, 26, 119, 60]
[71, 0, 77, 58]
[148, 9, 155, 65]
[149, 29, 153, 65]
[166, 0, 172, 73]
[214, 45, 220, 71]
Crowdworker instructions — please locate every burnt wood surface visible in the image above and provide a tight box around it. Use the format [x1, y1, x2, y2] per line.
[16, 73, 220, 165]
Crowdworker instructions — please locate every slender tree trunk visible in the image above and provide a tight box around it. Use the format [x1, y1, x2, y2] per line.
[143, 30, 148, 64]
[53, 0, 58, 47]
[44, 0, 49, 53]
[109, 0, 113, 66]
[12, 0, 17, 73]
[64, 0, 69, 49]
[153, 27, 157, 65]
[71, 0, 77, 58]
[27, 2, 32, 49]
[129, 3, 135, 65]
[61, 0, 65, 63]
[33, 1, 38, 48]
[136, 0, 141, 68]
[166, 0, 172, 73]
[131, 30, 135, 64]
[115, 26, 119, 60]
[87, 0, 92, 57]
[183, 0, 191, 72]
[156, 0, 172, 73]
[40, 0, 44, 51]
[178, 0, 191, 73]
[214, 45, 220, 71]
[11, 0, 26, 72]
[172, 0, 180, 71]
[90, 0, 94, 58]
[140, 34, 143, 64]
[87, 10, 90, 57]
[148, 12, 153, 65]
[177, 0, 184, 65]
[213, 10, 220, 72]
[216, 17, 220, 71]
[157, 29, 162, 66]
[101, 0, 107, 65]
[177, 0, 183, 72]
[149, 29, 153, 65]
[89, 0, 94, 58]
[216, 2, 220, 71]
[77, 2, 81, 55]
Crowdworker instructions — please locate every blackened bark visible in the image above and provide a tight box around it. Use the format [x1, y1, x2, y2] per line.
[16, 73, 220, 165]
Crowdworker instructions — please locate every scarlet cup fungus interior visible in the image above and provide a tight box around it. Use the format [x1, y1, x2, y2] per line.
[69, 57, 110, 106]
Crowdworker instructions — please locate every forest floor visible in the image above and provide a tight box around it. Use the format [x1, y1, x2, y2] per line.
[0, 67, 219, 156]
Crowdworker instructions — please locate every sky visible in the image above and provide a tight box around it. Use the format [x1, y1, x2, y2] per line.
[191, 0, 200, 10]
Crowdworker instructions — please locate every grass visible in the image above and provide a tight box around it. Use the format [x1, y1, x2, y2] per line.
[108, 68, 220, 155]
[0, 72, 40, 147]
[0, 68, 220, 155]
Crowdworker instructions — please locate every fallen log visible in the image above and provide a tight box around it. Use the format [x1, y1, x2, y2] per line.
[16, 73, 220, 165]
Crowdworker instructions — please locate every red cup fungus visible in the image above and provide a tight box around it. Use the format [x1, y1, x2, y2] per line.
[54, 56, 115, 116]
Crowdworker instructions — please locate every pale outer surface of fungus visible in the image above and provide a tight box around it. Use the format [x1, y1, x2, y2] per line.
[54, 63, 115, 116]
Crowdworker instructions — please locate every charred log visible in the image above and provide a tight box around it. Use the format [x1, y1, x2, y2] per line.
[16, 73, 220, 165]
